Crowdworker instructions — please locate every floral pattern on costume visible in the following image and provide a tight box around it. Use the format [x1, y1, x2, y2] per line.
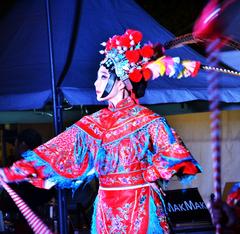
[97, 186, 149, 234]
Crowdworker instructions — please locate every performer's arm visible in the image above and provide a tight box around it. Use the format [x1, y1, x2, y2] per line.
[143, 117, 202, 183]
[0, 122, 95, 190]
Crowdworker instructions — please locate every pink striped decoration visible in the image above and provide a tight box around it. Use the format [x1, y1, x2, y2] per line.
[0, 178, 53, 234]
[206, 38, 222, 234]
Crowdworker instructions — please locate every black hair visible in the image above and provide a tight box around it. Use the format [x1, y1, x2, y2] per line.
[131, 78, 148, 98]
[17, 128, 42, 150]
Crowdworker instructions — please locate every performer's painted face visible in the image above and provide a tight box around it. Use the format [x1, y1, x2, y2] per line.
[94, 65, 120, 102]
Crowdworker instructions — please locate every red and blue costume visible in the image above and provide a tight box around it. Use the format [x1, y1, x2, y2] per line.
[1, 97, 201, 233]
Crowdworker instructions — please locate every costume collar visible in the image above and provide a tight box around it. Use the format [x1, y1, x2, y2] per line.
[108, 97, 136, 112]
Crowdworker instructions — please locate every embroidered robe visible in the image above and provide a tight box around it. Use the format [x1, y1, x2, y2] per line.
[1, 97, 202, 233]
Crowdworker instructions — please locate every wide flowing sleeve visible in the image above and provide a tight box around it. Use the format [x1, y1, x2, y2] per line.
[0, 122, 95, 190]
[143, 117, 202, 183]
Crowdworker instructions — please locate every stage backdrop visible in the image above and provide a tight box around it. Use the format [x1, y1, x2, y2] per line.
[0, 0, 240, 110]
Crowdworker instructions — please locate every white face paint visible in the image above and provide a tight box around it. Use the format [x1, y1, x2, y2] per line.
[94, 65, 124, 103]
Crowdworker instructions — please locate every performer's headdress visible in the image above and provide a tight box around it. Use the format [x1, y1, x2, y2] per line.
[99, 29, 240, 98]
[99, 29, 201, 97]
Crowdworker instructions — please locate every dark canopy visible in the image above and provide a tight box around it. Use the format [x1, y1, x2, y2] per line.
[0, 0, 240, 111]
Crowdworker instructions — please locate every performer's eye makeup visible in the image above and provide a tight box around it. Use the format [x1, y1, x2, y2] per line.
[100, 71, 109, 80]
[101, 75, 108, 80]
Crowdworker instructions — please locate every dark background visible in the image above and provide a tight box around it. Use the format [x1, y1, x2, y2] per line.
[136, 0, 208, 36]
[136, 0, 223, 56]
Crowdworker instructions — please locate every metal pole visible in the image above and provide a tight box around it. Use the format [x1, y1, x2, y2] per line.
[45, 0, 68, 233]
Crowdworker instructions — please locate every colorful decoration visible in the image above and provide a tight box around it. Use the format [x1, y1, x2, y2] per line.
[100, 29, 156, 87]
[100, 29, 201, 89]
[146, 56, 200, 80]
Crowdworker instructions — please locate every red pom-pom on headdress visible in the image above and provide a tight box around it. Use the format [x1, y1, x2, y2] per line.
[125, 50, 141, 63]
[142, 67, 153, 81]
[129, 69, 142, 82]
[110, 35, 121, 49]
[105, 40, 112, 51]
[131, 31, 143, 44]
[120, 35, 131, 48]
[141, 45, 154, 58]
